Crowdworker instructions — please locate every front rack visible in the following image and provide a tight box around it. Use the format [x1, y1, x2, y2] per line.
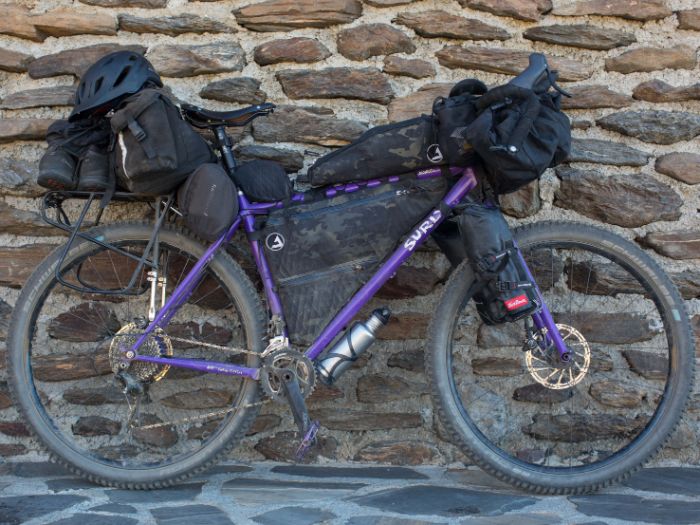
[40, 190, 176, 296]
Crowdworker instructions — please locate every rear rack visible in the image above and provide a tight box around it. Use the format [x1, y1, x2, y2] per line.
[40, 190, 176, 296]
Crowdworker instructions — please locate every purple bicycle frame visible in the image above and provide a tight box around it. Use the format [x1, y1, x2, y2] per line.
[128, 165, 570, 378]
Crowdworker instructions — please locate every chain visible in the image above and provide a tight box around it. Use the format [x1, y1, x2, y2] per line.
[167, 336, 261, 357]
[133, 399, 271, 430]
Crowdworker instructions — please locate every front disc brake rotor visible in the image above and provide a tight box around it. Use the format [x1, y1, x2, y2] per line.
[525, 323, 590, 390]
[109, 322, 173, 383]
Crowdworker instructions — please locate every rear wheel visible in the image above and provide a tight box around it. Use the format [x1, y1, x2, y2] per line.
[428, 221, 695, 494]
[7, 222, 266, 488]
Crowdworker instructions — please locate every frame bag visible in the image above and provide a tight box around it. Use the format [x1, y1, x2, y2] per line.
[110, 89, 215, 195]
[464, 84, 570, 194]
[457, 200, 539, 324]
[177, 163, 238, 241]
[261, 174, 449, 344]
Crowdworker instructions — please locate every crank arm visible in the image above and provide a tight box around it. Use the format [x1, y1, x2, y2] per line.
[280, 370, 311, 436]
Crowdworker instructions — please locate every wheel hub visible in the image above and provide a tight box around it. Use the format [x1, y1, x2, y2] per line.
[525, 323, 590, 390]
[109, 322, 173, 383]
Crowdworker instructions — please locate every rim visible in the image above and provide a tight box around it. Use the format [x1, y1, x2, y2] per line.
[21, 236, 255, 472]
[446, 239, 675, 473]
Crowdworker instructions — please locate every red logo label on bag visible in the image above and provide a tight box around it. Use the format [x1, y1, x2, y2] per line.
[504, 294, 529, 311]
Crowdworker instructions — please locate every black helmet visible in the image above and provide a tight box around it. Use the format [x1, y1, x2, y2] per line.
[69, 50, 162, 122]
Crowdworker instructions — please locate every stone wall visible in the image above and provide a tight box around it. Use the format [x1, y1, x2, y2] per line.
[0, 0, 698, 466]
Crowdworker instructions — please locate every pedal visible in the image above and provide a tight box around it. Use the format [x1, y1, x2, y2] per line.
[296, 420, 320, 461]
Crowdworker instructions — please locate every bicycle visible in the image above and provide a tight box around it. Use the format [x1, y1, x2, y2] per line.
[6, 56, 694, 494]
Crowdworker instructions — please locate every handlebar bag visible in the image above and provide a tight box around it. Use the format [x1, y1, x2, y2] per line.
[307, 115, 442, 187]
[465, 85, 570, 194]
[177, 163, 238, 241]
[259, 173, 449, 344]
[457, 199, 539, 324]
[432, 78, 486, 167]
[110, 89, 215, 195]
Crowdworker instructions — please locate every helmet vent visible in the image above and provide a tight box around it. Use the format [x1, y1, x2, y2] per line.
[114, 66, 131, 87]
[94, 77, 104, 94]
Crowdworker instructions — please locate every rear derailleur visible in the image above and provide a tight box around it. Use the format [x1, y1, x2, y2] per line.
[261, 349, 320, 460]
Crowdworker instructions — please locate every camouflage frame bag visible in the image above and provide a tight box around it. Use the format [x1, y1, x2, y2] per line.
[307, 116, 443, 187]
[260, 173, 449, 344]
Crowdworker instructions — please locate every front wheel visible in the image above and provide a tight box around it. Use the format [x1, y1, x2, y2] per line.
[7, 222, 266, 488]
[427, 221, 695, 494]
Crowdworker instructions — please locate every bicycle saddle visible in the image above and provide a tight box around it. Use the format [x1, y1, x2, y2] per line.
[181, 102, 275, 128]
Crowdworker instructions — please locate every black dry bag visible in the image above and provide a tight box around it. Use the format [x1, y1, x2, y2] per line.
[457, 199, 540, 325]
[110, 89, 215, 195]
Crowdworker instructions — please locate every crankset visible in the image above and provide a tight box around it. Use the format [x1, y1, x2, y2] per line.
[262, 349, 320, 459]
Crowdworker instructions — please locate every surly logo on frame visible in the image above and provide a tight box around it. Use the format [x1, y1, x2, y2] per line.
[403, 210, 442, 251]
[265, 233, 285, 251]
[426, 144, 444, 164]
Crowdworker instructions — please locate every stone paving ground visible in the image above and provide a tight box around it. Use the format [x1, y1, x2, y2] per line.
[0, 460, 698, 525]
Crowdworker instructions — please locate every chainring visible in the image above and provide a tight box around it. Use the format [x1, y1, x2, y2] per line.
[109, 322, 173, 383]
[261, 349, 316, 403]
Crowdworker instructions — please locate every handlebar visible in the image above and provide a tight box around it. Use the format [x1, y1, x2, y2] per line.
[508, 53, 549, 91]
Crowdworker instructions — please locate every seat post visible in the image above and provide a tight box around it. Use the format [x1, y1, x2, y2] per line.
[213, 126, 238, 174]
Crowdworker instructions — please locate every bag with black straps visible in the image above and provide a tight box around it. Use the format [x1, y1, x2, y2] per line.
[260, 173, 449, 344]
[456, 198, 539, 325]
[464, 83, 570, 195]
[110, 88, 215, 195]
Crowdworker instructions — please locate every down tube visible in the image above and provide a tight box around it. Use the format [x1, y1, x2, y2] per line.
[305, 168, 478, 361]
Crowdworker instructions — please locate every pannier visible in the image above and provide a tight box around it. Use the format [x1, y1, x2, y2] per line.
[232, 160, 292, 202]
[307, 116, 441, 187]
[110, 88, 215, 195]
[177, 163, 238, 241]
[261, 173, 449, 344]
[456, 199, 539, 324]
[464, 85, 570, 195]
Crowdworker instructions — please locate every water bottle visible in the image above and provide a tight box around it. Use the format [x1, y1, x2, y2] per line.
[316, 308, 390, 385]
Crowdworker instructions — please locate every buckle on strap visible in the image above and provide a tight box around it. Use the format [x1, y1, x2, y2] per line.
[127, 119, 147, 142]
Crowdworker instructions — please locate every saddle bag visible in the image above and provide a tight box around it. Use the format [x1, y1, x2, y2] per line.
[457, 200, 539, 325]
[110, 88, 215, 195]
[465, 84, 570, 195]
[177, 163, 238, 241]
[260, 174, 449, 344]
[307, 116, 442, 187]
